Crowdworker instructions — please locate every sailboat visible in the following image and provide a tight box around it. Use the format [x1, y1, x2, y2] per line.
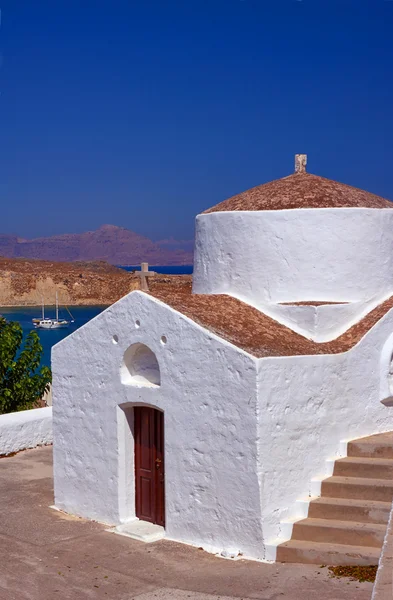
[33, 293, 75, 330]
[32, 297, 46, 325]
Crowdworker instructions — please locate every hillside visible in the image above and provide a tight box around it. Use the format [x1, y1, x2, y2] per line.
[0, 225, 193, 266]
[0, 257, 192, 307]
[0, 257, 139, 306]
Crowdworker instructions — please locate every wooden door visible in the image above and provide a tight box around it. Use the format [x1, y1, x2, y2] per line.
[134, 407, 165, 526]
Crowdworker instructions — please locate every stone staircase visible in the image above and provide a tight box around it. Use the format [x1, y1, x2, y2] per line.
[277, 432, 393, 565]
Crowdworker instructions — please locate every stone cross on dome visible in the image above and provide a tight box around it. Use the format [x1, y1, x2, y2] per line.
[295, 154, 307, 173]
[136, 262, 156, 292]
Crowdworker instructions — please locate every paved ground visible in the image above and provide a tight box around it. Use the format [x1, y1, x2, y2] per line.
[0, 446, 375, 600]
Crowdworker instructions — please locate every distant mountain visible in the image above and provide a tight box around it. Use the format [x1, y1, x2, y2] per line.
[0, 225, 194, 266]
[156, 237, 194, 254]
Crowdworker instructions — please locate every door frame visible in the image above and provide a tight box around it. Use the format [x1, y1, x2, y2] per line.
[134, 406, 165, 526]
[117, 403, 165, 527]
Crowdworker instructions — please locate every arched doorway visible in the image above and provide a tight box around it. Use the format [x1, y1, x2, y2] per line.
[134, 406, 165, 526]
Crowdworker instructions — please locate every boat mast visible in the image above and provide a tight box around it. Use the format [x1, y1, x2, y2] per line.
[42, 296, 45, 320]
[65, 306, 75, 322]
[56, 291, 59, 321]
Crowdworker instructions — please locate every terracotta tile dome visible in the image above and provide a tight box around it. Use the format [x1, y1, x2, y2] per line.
[204, 172, 393, 213]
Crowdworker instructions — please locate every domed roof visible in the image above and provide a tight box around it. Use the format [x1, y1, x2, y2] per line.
[204, 171, 393, 214]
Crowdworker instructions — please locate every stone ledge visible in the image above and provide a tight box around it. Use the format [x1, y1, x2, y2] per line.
[372, 500, 393, 599]
[0, 406, 52, 456]
[111, 519, 165, 543]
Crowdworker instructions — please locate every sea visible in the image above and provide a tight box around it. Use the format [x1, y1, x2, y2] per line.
[1, 265, 193, 368]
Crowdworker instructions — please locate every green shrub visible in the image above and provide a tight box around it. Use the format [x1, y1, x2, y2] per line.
[0, 317, 51, 414]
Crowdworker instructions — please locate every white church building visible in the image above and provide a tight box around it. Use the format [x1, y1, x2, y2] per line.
[52, 155, 393, 565]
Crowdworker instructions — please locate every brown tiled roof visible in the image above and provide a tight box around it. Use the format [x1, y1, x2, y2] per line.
[204, 172, 393, 213]
[148, 279, 393, 357]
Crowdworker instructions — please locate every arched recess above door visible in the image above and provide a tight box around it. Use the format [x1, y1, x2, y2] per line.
[121, 343, 160, 387]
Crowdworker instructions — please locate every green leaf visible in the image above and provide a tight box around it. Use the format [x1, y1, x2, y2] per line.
[0, 318, 52, 413]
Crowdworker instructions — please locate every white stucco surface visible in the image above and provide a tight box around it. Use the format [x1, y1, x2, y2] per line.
[121, 342, 161, 386]
[52, 291, 263, 559]
[193, 209, 393, 308]
[0, 407, 52, 456]
[50, 165, 393, 563]
[372, 500, 393, 600]
[260, 295, 392, 342]
[258, 306, 393, 553]
[52, 285, 393, 561]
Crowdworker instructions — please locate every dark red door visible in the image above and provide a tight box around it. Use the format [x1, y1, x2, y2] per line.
[134, 407, 165, 526]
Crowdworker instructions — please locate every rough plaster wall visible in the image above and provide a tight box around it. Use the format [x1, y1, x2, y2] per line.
[52, 292, 262, 558]
[256, 307, 393, 549]
[261, 296, 390, 342]
[193, 209, 393, 305]
[372, 500, 393, 600]
[0, 407, 52, 455]
[314, 297, 389, 341]
[121, 343, 161, 386]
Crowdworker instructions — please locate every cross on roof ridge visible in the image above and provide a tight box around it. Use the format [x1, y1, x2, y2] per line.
[136, 262, 156, 292]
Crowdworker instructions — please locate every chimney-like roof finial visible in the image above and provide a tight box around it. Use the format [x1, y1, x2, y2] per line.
[295, 154, 307, 174]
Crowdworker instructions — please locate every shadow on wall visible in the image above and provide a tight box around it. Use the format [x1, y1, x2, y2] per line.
[380, 334, 393, 407]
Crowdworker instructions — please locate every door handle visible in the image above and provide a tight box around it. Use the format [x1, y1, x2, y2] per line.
[155, 458, 162, 469]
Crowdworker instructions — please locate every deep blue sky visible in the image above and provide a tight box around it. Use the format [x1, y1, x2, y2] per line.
[1, 1, 393, 241]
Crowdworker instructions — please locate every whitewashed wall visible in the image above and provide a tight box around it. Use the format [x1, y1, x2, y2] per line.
[258, 295, 393, 342]
[372, 500, 393, 600]
[257, 306, 393, 557]
[52, 292, 263, 559]
[193, 209, 393, 305]
[0, 407, 52, 456]
[52, 287, 393, 562]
